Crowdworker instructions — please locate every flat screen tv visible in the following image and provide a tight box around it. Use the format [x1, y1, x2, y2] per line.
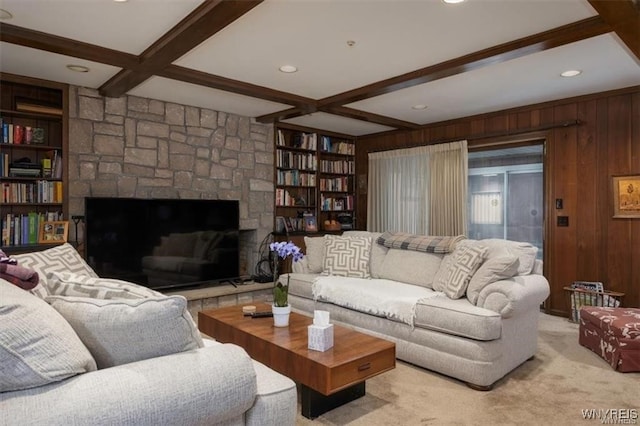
[85, 197, 240, 290]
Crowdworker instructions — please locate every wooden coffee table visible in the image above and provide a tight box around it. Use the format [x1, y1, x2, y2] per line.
[198, 303, 396, 419]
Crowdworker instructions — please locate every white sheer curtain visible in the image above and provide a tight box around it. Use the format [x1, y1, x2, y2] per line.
[367, 146, 430, 234]
[367, 140, 468, 236]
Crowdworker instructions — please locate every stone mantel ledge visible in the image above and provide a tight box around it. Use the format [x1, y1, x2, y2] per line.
[165, 281, 273, 301]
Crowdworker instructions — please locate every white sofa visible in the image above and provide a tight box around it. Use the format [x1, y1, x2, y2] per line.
[1, 243, 297, 425]
[286, 231, 550, 390]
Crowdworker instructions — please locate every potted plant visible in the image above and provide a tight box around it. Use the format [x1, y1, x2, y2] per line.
[269, 241, 304, 327]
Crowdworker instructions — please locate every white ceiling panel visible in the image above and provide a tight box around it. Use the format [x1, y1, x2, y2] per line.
[128, 76, 292, 118]
[0, 42, 121, 88]
[349, 34, 640, 125]
[176, 0, 595, 98]
[0, 0, 636, 137]
[0, 0, 201, 55]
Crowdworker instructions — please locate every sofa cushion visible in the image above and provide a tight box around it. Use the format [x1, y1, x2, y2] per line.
[323, 235, 372, 278]
[12, 243, 98, 297]
[46, 272, 163, 299]
[0, 279, 97, 392]
[433, 241, 487, 299]
[480, 239, 538, 275]
[466, 255, 520, 305]
[414, 294, 502, 341]
[379, 248, 442, 288]
[46, 295, 204, 369]
[304, 236, 325, 273]
[343, 231, 388, 278]
[285, 273, 317, 300]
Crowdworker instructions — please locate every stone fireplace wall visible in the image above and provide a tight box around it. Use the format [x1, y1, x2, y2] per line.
[67, 86, 275, 277]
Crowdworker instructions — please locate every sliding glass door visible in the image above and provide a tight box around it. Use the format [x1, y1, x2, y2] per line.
[468, 145, 544, 257]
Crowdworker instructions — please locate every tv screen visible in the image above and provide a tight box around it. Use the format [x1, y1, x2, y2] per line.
[85, 197, 240, 290]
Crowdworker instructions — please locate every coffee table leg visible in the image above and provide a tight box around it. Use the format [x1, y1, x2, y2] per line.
[300, 382, 366, 419]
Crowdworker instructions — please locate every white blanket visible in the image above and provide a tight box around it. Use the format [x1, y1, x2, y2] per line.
[312, 276, 441, 327]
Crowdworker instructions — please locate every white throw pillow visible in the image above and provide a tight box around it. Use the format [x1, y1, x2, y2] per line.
[304, 236, 325, 273]
[466, 255, 520, 305]
[379, 249, 442, 288]
[323, 235, 371, 278]
[0, 280, 97, 392]
[480, 239, 538, 275]
[13, 243, 99, 297]
[46, 295, 203, 369]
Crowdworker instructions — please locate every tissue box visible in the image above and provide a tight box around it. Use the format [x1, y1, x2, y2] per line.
[308, 324, 334, 352]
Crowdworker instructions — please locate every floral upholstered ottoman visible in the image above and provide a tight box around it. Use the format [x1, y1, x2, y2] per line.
[579, 307, 640, 372]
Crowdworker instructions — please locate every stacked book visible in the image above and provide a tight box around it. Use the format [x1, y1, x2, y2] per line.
[9, 160, 41, 178]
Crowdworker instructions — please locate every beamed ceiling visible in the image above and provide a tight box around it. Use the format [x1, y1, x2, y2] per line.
[1, 0, 639, 137]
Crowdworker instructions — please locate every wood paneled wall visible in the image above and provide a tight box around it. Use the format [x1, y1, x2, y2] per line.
[356, 86, 640, 315]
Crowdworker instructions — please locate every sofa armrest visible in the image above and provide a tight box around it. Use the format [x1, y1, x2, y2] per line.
[0, 344, 258, 426]
[475, 274, 550, 318]
[246, 361, 297, 426]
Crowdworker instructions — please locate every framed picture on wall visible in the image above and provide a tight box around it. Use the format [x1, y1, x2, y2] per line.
[612, 174, 640, 218]
[39, 221, 69, 244]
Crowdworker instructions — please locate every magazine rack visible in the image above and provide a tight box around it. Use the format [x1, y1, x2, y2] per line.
[563, 286, 625, 323]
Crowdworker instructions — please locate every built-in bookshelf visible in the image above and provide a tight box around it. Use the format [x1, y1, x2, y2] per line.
[274, 124, 355, 236]
[0, 73, 68, 253]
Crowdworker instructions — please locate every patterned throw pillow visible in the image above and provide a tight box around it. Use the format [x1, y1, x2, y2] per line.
[46, 272, 163, 299]
[12, 243, 98, 297]
[439, 242, 488, 299]
[46, 295, 203, 369]
[323, 235, 371, 278]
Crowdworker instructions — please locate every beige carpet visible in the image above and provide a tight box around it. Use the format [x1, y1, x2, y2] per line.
[296, 313, 639, 425]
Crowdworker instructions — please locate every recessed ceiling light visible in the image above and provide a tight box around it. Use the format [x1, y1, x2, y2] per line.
[66, 64, 90, 73]
[412, 104, 428, 110]
[443, 0, 465, 4]
[561, 70, 582, 77]
[279, 65, 298, 73]
[113, 0, 128, 2]
[0, 9, 13, 20]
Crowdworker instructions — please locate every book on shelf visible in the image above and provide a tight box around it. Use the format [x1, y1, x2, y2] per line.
[320, 136, 355, 155]
[1, 211, 62, 247]
[15, 99, 63, 116]
[41, 158, 52, 178]
[275, 216, 287, 233]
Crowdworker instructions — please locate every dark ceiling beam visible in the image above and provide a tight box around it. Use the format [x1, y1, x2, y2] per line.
[316, 16, 611, 109]
[256, 107, 305, 123]
[256, 17, 611, 127]
[0, 23, 140, 69]
[160, 65, 315, 110]
[257, 16, 611, 126]
[588, 0, 640, 61]
[323, 106, 422, 130]
[99, 0, 263, 97]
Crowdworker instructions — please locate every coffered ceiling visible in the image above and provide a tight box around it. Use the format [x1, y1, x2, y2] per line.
[1, 0, 638, 137]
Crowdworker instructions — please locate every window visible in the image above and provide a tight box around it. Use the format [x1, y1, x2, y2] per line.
[468, 144, 543, 258]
